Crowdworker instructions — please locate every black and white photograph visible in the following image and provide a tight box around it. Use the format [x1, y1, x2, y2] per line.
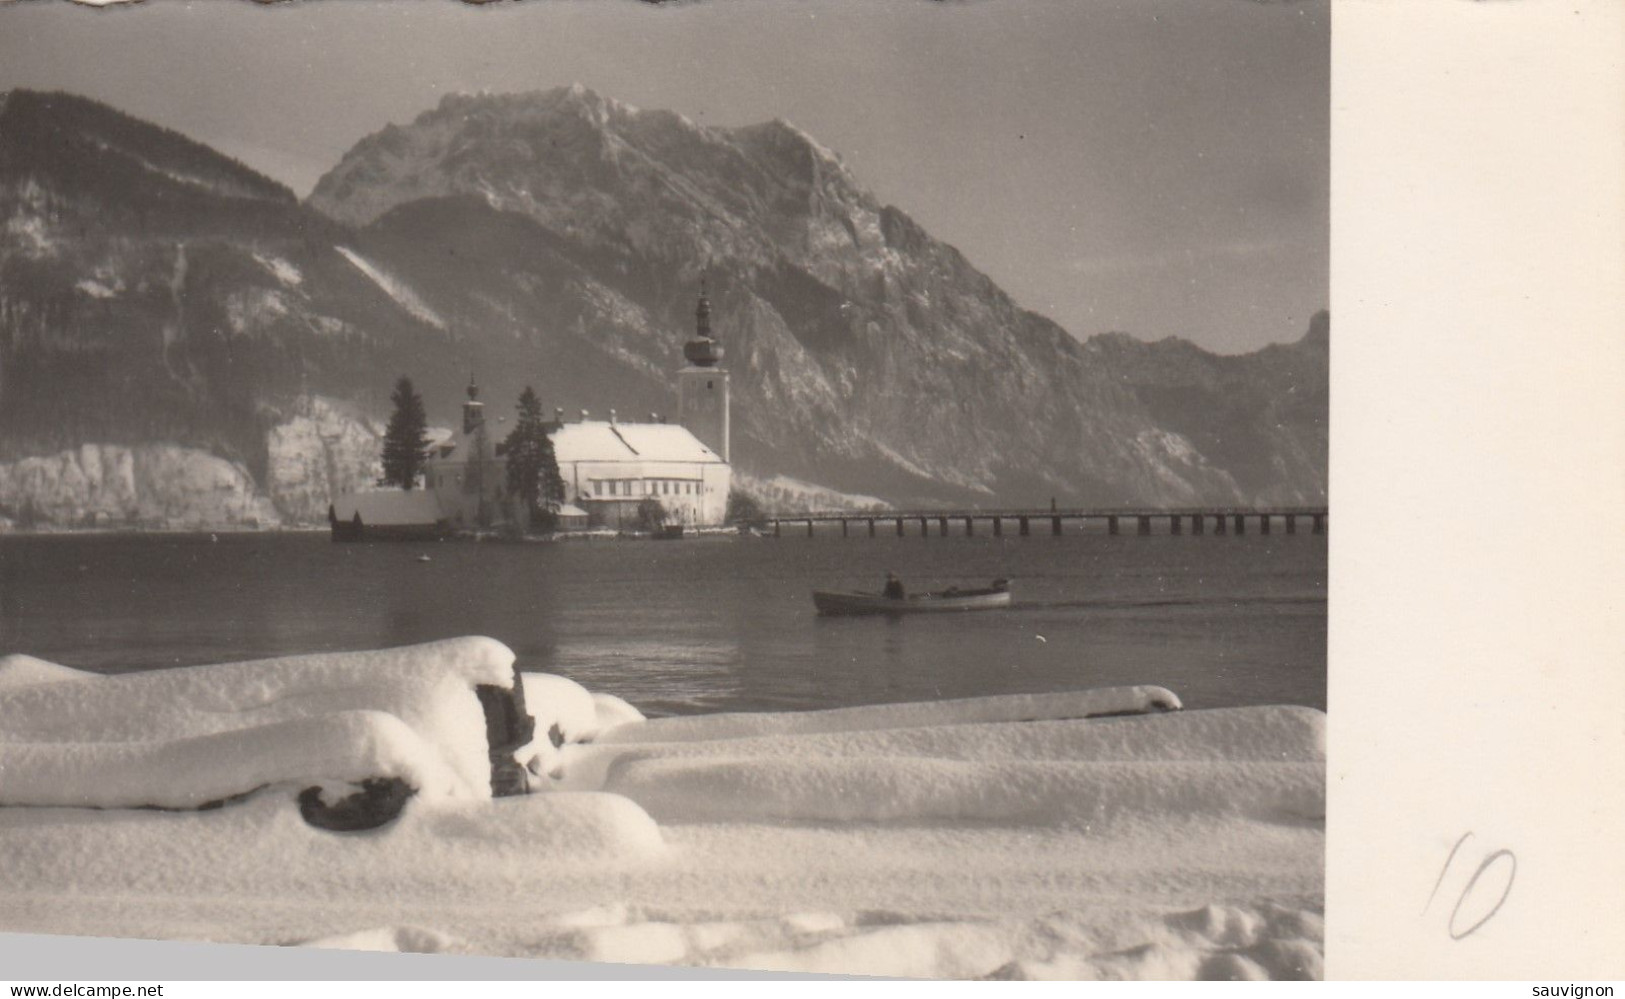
[18, 0, 1582, 982]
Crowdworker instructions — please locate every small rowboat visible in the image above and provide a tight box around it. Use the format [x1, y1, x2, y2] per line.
[812, 582, 1012, 617]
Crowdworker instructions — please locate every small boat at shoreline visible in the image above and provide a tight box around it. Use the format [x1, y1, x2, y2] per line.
[812, 581, 1012, 617]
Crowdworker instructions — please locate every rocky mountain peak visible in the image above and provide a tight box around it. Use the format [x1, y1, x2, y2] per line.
[1, 90, 1326, 528]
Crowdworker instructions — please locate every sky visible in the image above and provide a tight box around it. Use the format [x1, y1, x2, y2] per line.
[0, 0, 1328, 354]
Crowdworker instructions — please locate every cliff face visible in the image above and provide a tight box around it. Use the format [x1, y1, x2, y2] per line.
[0, 443, 277, 529]
[0, 87, 1326, 529]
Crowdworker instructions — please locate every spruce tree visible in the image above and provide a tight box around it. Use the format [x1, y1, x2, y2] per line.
[503, 387, 564, 527]
[381, 376, 431, 490]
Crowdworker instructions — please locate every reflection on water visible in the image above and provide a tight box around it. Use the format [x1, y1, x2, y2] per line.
[0, 531, 1326, 717]
[551, 638, 745, 714]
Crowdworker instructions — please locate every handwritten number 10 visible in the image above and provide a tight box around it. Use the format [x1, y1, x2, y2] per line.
[1424, 832, 1516, 940]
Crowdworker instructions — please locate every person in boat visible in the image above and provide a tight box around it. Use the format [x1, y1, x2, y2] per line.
[882, 571, 906, 600]
[991, 577, 1010, 593]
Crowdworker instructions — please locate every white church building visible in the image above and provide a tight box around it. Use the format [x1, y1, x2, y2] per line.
[333, 282, 732, 537]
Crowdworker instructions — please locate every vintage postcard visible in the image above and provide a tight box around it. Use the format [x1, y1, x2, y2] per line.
[0, 0, 1617, 984]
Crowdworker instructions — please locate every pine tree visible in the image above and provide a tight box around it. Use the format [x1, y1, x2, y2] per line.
[503, 387, 564, 528]
[636, 496, 669, 533]
[380, 376, 431, 490]
[725, 488, 766, 527]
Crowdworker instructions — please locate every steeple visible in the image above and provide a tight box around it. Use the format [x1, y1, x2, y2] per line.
[695, 275, 712, 339]
[683, 274, 724, 368]
[675, 274, 730, 462]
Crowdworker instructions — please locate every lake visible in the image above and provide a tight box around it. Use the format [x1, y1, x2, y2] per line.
[0, 529, 1325, 717]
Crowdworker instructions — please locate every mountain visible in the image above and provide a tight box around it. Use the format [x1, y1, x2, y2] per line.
[0, 87, 1326, 530]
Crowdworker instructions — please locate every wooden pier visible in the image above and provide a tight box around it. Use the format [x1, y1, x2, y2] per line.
[765, 506, 1327, 538]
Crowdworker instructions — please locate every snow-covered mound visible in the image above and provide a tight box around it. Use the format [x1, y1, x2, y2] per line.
[0, 641, 1322, 980]
[0, 653, 99, 690]
[513, 673, 648, 785]
[597, 685, 1182, 745]
[0, 638, 519, 810]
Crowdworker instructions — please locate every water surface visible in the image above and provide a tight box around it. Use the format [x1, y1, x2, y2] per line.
[0, 530, 1326, 716]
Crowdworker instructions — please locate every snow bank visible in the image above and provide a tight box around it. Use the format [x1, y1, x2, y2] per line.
[598, 756, 1321, 826]
[300, 925, 463, 953]
[591, 692, 646, 735]
[520, 672, 599, 745]
[598, 685, 1182, 745]
[0, 710, 463, 810]
[0, 654, 98, 691]
[573, 706, 1322, 771]
[422, 793, 664, 859]
[518, 675, 649, 748]
[724, 921, 1012, 979]
[0, 640, 1320, 980]
[0, 638, 519, 807]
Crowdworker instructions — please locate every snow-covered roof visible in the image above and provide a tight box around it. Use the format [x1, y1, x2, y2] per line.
[552, 421, 723, 466]
[334, 489, 445, 525]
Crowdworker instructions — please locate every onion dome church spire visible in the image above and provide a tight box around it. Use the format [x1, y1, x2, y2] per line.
[675, 274, 730, 463]
[683, 274, 724, 368]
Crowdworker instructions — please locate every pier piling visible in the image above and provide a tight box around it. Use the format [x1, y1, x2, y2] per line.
[1233, 514, 1245, 535]
[1137, 516, 1152, 536]
[1108, 515, 1120, 536]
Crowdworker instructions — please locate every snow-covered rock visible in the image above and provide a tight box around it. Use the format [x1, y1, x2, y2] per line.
[0, 443, 280, 529]
[520, 672, 600, 746]
[0, 637, 520, 810]
[590, 692, 646, 736]
[597, 685, 1182, 745]
[0, 709, 463, 810]
[0, 654, 98, 691]
[0, 640, 1321, 979]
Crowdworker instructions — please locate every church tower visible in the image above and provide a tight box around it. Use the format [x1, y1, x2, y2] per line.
[676, 277, 730, 462]
[461, 374, 485, 436]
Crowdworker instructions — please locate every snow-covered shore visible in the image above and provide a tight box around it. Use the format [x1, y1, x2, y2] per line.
[0, 639, 1323, 980]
